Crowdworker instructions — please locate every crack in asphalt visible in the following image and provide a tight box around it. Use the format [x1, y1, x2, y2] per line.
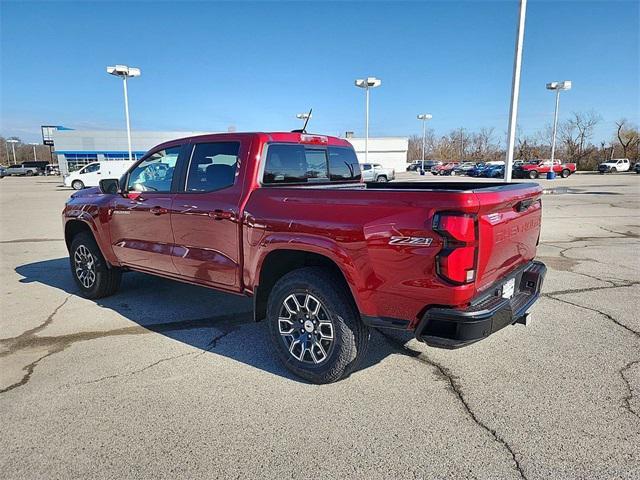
[79, 351, 200, 385]
[0, 307, 251, 394]
[375, 329, 527, 480]
[76, 327, 238, 385]
[544, 282, 640, 297]
[620, 360, 640, 421]
[543, 295, 640, 422]
[544, 294, 639, 338]
[0, 238, 65, 244]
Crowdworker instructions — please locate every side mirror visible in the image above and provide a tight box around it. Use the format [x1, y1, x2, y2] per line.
[99, 178, 120, 195]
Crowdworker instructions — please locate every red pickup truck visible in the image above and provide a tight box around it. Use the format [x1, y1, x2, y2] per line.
[513, 159, 576, 179]
[63, 132, 546, 383]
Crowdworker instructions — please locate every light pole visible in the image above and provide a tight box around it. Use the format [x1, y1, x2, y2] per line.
[7, 139, 18, 165]
[504, 0, 528, 182]
[417, 114, 433, 171]
[30, 143, 38, 160]
[546, 80, 572, 164]
[107, 64, 141, 161]
[354, 77, 381, 163]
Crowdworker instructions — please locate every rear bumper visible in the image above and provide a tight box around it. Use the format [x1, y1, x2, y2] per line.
[415, 260, 546, 348]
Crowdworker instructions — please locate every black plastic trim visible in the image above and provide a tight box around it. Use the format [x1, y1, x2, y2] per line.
[361, 315, 411, 330]
[415, 260, 546, 349]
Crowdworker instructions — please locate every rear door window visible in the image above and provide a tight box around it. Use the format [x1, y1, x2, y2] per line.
[263, 144, 328, 184]
[185, 142, 240, 192]
[328, 147, 361, 181]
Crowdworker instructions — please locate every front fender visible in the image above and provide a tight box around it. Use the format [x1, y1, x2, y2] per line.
[63, 205, 120, 267]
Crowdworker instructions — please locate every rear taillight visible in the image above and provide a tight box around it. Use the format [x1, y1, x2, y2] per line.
[433, 213, 478, 285]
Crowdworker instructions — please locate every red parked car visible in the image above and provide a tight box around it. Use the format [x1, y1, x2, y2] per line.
[513, 159, 576, 179]
[431, 162, 459, 175]
[63, 132, 546, 383]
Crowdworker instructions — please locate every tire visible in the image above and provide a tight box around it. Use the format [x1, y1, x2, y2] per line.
[70, 231, 121, 299]
[376, 175, 388, 183]
[450, 170, 456, 176]
[72, 180, 85, 190]
[611, 167, 617, 173]
[26, 170, 34, 176]
[528, 170, 539, 179]
[267, 267, 370, 384]
[561, 169, 570, 178]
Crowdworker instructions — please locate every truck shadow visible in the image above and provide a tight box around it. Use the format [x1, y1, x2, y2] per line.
[15, 258, 398, 383]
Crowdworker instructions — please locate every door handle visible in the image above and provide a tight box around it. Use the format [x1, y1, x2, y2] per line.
[150, 206, 169, 216]
[209, 209, 234, 220]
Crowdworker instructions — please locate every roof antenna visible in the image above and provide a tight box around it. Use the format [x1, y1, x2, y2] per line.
[292, 108, 312, 133]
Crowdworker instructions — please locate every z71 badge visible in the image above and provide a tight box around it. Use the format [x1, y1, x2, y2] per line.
[389, 236, 433, 246]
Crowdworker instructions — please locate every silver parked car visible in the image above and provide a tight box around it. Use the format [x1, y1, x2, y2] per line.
[4, 164, 39, 176]
[361, 163, 395, 182]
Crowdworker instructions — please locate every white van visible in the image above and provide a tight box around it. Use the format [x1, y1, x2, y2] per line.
[64, 161, 134, 190]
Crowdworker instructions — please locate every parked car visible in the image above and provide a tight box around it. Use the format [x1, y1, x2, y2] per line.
[406, 160, 422, 171]
[4, 164, 39, 176]
[432, 162, 459, 175]
[45, 164, 60, 176]
[21, 160, 50, 175]
[438, 162, 461, 176]
[361, 163, 395, 182]
[468, 163, 489, 177]
[513, 160, 576, 179]
[483, 164, 505, 178]
[453, 162, 477, 175]
[63, 161, 135, 190]
[63, 132, 546, 384]
[598, 158, 630, 173]
[0, 166, 6, 178]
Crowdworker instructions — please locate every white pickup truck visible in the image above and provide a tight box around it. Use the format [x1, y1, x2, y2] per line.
[598, 158, 630, 173]
[361, 163, 395, 182]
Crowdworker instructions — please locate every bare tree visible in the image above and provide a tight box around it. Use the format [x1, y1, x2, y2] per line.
[559, 111, 601, 164]
[615, 119, 639, 159]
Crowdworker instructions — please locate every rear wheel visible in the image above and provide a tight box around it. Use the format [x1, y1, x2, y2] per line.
[26, 170, 34, 176]
[376, 175, 388, 183]
[561, 169, 570, 178]
[70, 232, 121, 299]
[72, 180, 85, 190]
[528, 170, 539, 179]
[267, 267, 370, 384]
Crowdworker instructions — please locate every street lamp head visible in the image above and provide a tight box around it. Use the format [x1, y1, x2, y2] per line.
[6, 139, 19, 144]
[354, 76, 381, 88]
[417, 114, 433, 120]
[546, 80, 572, 91]
[29, 142, 39, 146]
[107, 65, 141, 78]
[296, 113, 311, 120]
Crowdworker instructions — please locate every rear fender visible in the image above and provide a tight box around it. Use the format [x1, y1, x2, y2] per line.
[252, 233, 366, 313]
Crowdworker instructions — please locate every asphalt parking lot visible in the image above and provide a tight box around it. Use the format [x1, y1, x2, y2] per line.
[1, 173, 639, 479]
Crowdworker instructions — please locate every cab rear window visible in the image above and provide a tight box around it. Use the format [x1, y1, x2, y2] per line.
[263, 144, 361, 184]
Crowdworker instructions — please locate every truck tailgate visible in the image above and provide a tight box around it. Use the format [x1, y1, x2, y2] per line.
[474, 184, 543, 292]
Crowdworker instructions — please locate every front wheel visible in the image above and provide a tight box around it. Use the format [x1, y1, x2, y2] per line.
[611, 167, 617, 173]
[376, 175, 388, 183]
[70, 232, 121, 299]
[528, 170, 539, 179]
[72, 180, 85, 190]
[26, 170, 34, 176]
[267, 267, 370, 384]
[561, 169, 570, 178]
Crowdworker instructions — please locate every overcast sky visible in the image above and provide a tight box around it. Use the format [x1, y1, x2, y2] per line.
[1, 0, 638, 144]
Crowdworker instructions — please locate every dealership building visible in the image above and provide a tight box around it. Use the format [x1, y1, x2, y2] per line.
[51, 128, 408, 176]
